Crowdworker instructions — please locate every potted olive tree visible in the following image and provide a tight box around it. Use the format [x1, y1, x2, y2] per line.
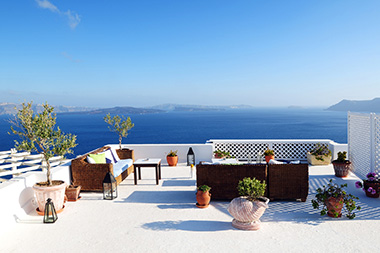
[332, 151, 351, 177]
[227, 177, 269, 230]
[312, 179, 361, 219]
[104, 113, 134, 159]
[10, 102, 77, 213]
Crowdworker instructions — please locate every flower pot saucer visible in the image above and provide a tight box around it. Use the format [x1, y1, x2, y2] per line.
[36, 205, 65, 216]
[67, 196, 82, 202]
[196, 203, 209, 208]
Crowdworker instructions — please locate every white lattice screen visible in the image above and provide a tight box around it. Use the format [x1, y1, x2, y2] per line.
[209, 140, 332, 161]
[348, 112, 380, 179]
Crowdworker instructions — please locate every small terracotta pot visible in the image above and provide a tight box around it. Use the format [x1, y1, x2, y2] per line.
[166, 156, 178, 166]
[325, 196, 343, 218]
[332, 161, 351, 177]
[265, 155, 274, 163]
[196, 190, 211, 208]
[65, 185, 81, 201]
[364, 181, 380, 198]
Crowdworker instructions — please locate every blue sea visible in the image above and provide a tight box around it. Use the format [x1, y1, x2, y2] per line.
[0, 108, 347, 158]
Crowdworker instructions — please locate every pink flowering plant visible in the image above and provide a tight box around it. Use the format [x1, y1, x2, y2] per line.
[355, 172, 380, 195]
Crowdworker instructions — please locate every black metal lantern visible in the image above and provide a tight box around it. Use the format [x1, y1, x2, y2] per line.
[103, 172, 117, 200]
[187, 147, 195, 166]
[43, 198, 58, 223]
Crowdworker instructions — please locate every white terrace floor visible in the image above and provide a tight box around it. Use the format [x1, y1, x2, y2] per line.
[2, 164, 380, 253]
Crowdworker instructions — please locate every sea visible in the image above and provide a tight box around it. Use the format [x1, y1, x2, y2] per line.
[0, 108, 347, 159]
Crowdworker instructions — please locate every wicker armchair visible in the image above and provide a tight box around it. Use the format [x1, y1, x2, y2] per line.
[70, 146, 134, 192]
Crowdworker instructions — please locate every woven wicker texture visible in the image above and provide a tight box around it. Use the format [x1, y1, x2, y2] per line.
[71, 147, 134, 192]
[267, 163, 309, 201]
[196, 164, 267, 200]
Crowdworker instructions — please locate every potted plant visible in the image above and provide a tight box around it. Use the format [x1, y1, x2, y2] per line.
[311, 179, 361, 219]
[104, 113, 134, 159]
[196, 185, 211, 208]
[332, 151, 351, 177]
[263, 149, 274, 163]
[307, 143, 332, 165]
[355, 172, 380, 198]
[166, 150, 178, 166]
[65, 185, 81, 201]
[10, 102, 77, 214]
[227, 177, 269, 230]
[213, 149, 231, 159]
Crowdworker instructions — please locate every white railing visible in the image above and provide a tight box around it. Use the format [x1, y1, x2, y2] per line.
[0, 150, 68, 179]
[348, 112, 380, 179]
[207, 139, 346, 161]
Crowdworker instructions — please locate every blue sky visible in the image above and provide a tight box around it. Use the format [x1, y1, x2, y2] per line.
[0, 0, 379, 108]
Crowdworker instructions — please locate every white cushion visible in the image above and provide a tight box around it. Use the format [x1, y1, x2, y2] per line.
[268, 159, 285, 164]
[109, 147, 120, 162]
[100, 150, 116, 164]
[86, 156, 96, 164]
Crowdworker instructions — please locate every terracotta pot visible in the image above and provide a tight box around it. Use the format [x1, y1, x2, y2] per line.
[325, 196, 343, 218]
[307, 152, 332, 165]
[196, 190, 211, 208]
[265, 155, 274, 163]
[166, 156, 178, 166]
[65, 185, 81, 201]
[332, 161, 351, 177]
[33, 180, 66, 213]
[364, 181, 380, 198]
[227, 196, 269, 230]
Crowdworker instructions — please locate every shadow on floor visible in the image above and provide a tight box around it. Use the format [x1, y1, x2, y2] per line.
[142, 220, 233, 232]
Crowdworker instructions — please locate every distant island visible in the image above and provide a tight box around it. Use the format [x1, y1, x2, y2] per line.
[0, 102, 254, 115]
[326, 98, 380, 113]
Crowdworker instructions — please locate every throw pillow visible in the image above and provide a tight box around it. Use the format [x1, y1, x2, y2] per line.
[88, 153, 106, 164]
[86, 156, 96, 164]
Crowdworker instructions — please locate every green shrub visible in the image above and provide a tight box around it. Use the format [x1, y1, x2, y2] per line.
[237, 177, 266, 201]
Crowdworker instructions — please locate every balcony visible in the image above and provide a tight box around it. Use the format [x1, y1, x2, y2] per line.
[1, 138, 379, 252]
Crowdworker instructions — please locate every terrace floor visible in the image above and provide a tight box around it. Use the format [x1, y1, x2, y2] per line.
[1, 163, 380, 253]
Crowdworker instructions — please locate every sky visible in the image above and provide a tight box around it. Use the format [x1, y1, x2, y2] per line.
[0, 0, 379, 108]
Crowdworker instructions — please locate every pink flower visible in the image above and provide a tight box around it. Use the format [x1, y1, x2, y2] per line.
[355, 181, 362, 188]
[368, 187, 374, 193]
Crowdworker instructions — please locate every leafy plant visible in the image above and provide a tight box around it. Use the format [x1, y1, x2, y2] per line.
[311, 179, 361, 219]
[237, 177, 266, 201]
[198, 185, 211, 192]
[213, 149, 231, 158]
[336, 151, 347, 163]
[263, 149, 274, 156]
[310, 143, 332, 161]
[104, 113, 134, 150]
[167, 150, 178, 157]
[9, 102, 77, 186]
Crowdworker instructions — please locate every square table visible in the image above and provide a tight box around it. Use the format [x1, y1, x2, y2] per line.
[133, 158, 162, 185]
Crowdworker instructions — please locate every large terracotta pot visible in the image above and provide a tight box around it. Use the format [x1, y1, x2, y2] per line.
[265, 155, 274, 163]
[364, 181, 380, 198]
[332, 161, 351, 177]
[33, 180, 66, 214]
[325, 196, 343, 218]
[166, 156, 178, 166]
[307, 152, 332, 165]
[227, 196, 269, 230]
[196, 190, 211, 208]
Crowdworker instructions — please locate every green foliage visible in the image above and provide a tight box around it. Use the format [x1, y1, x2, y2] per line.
[9, 102, 77, 185]
[198, 185, 211, 192]
[311, 179, 361, 219]
[237, 177, 266, 201]
[167, 150, 178, 157]
[104, 113, 134, 149]
[213, 149, 231, 158]
[310, 143, 332, 161]
[263, 149, 274, 156]
[337, 151, 347, 163]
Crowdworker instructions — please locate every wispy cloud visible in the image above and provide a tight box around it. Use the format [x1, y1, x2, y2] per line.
[61, 52, 81, 63]
[35, 0, 81, 29]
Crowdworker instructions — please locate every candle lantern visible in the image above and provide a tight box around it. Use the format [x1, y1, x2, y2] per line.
[187, 147, 195, 166]
[43, 198, 58, 223]
[103, 172, 118, 200]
